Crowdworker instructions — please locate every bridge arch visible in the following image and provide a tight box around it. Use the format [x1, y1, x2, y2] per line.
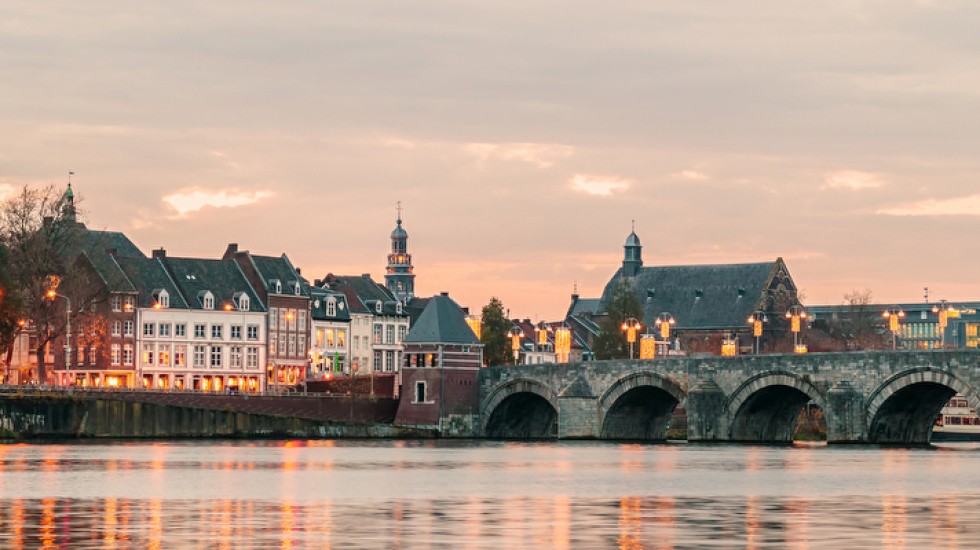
[866, 367, 977, 444]
[597, 371, 686, 440]
[727, 371, 826, 443]
[481, 378, 559, 439]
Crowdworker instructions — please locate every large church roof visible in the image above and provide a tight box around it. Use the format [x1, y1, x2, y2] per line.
[599, 260, 789, 330]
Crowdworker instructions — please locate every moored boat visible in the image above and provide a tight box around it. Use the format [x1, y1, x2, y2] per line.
[932, 395, 980, 442]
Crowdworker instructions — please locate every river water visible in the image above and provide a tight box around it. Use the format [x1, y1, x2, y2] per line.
[1, 440, 979, 548]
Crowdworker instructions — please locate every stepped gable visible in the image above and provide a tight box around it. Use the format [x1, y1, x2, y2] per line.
[403, 294, 479, 345]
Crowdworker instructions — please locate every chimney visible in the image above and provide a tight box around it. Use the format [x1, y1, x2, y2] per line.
[295, 267, 301, 276]
[362, 273, 371, 279]
[152, 247, 166, 260]
[314, 279, 322, 287]
[440, 291, 449, 297]
[222, 243, 238, 259]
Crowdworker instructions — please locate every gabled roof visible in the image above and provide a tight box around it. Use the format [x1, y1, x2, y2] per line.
[65, 228, 145, 293]
[161, 257, 266, 312]
[599, 259, 787, 330]
[115, 257, 189, 309]
[403, 294, 480, 345]
[321, 274, 406, 317]
[566, 296, 601, 318]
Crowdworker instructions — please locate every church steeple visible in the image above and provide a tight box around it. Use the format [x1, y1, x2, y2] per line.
[385, 202, 415, 302]
[63, 172, 77, 223]
[622, 220, 642, 277]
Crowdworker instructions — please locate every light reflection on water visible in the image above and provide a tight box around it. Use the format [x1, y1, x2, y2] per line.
[0, 440, 978, 548]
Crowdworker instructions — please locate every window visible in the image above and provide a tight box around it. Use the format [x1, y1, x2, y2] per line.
[124, 296, 135, 311]
[415, 381, 427, 403]
[112, 321, 121, 337]
[288, 334, 296, 356]
[193, 345, 206, 367]
[231, 325, 242, 340]
[194, 324, 206, 339]
[175, 324, 186, 338]
[274, 280, 282, 293]
[397, 325, 406, 343]
[315, 329, 324, 347]
[326, 329, 335, 347]
[288, 310, 297, 331]
[279, 309, 286, 329]
[211, 325, 223, 339]
[159, 323, 171, 338]
[111, 344, 121, 366]
[385, 351, 395, 373]
[142, 347, 155, 366]
[210, 346, 222, 368]
[337, 330, 346, 348]
[294, 281, 301, 295]
[326, 300, 336, 317]
[230, 346, 242, 368]
[353, 335, 359, 350]
[373, 351, 382, 372]
[298, 335, 305, 357]
[246, 347, 258, 369]
[247, 325, 259, 341]
[385, 325, 394, 345]
[238, 294, 250, 311]
[158, 290, 169, 308]
[174, 345, 186, 367]
[143, 323, 155, 337]
[299, 310, 307, 331]
[123, 321, 134, 337]
[111, 296, 122, 312]
[269, 308, 278, 330]
[373, 324, 382, 345]
[123, 345, 134, 366]
[270, 337, 277, 356]
[202, 292, 214, 310]
[159, 345, 171, 366]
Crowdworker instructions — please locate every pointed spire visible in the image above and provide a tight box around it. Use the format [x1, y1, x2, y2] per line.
[396, 201, 403, 225]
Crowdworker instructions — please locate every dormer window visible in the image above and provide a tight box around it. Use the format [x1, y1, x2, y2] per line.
[201, 291, 215, 310]
[236, 292, 250, 312]
[396, 302, 403, 314]
[271, 279, 282, 294]
[376, 301, 383, 314]
[293, 281, 301, 295]
[326, 299, 336, 317]
[152, 289, 170, 309]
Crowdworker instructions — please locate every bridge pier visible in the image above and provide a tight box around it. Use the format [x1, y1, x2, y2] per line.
[824, 381, 866, 443]
[557, 396, 600, 438]
[686, 380, 727, 442]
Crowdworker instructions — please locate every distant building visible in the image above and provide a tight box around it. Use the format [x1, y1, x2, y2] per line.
[395, 293, 483, 429]
[384, 204, 415, 303]
[308, 287, 352, 379]
[808, 301, 980, 350]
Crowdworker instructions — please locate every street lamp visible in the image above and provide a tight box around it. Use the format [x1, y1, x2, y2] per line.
[46, 289, 71, 384]
[882, 306, 906, 350]
[721, 332, 738, 357]
[655, 312, 676, 356]
[620, 317, 642, 359]
[747, 310, 768, 355]
[786, 305, 807, 353]
[534, 322, 551, 353]
[508, 326, 523, 365]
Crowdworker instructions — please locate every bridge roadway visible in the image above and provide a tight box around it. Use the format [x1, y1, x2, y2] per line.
[478, 350, 980, 444]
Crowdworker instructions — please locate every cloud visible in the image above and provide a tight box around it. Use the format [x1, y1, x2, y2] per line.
[568, 174, 632, 196]
[877, 194, 980, 216]
[466, 143, 574, 169]
[162, 188, 274, 217]
[672, 170, 709, 181]
[822, 171, 885, 191]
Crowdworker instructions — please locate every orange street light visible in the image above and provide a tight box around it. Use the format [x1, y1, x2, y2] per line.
[786, 305, 807, 353]
[883, 306, 906, 350]
[620, 317, 642, 359]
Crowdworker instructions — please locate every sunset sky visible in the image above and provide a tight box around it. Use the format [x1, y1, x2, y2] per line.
[2, 2, 979, 320]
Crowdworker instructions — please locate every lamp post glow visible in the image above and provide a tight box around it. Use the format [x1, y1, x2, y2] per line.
[509, 327, 523, 365]
[786, 305, 807, 353]
[882, 306, 906, 350]
[620, 317, 642, 359]
[747, 310, 768, 355]
[655, 312, 676, 356]
[721, 332, 738, 357]
[554, 326, 571, 363]
[46, 289, 71, 383]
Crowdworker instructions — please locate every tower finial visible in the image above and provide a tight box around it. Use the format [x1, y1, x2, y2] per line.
[573, 280, 578, 294]
[396, 201, 402, 224]
[631, 219, 635, 232]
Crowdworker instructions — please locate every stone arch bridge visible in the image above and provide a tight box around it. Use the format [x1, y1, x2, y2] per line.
[478, 350, 980, 444]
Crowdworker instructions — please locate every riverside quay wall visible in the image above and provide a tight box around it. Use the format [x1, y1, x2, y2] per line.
[476, 350, 980, 445]
[0, 388, 410, 439]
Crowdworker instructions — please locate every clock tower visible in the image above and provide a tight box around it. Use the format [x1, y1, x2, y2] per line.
[385, 202, 415, 302]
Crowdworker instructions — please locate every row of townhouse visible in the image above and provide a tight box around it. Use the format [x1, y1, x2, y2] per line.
[39, 186, 413, 392]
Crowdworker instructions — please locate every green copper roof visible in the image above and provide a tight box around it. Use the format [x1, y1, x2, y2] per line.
[403, 294, 479, 344]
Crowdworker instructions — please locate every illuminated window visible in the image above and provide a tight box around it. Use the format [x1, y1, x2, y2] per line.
[111, 345, 120, 366]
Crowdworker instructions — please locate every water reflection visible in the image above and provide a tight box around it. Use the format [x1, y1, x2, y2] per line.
[0, 441, 978, 548]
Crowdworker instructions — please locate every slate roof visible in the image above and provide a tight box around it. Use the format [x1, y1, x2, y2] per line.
[403, 294, 480, 345]
[321, 274, 406, 317]
[566, 296, 601, 318]
[66, 228, 146, 293]
[161, 257, 266, 312]
[251, 254, 309, 296]
[404, 296, 432, 325]
[309, 288, 351, 322]
[115, 257, 189, 309]
[599, 260, 783, 330]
